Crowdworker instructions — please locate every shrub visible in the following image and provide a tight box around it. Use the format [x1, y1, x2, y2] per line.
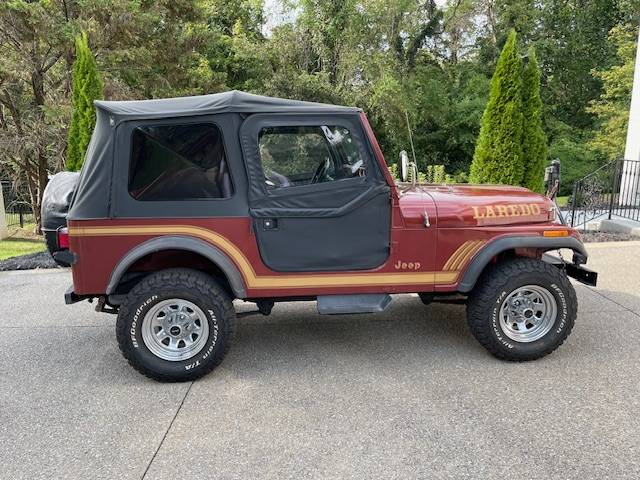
[470, 30, 524, 186]
[66, 32, 103, 171]
[522, 47, 547, 193]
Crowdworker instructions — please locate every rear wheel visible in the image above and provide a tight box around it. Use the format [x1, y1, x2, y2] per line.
[116, 268, 235, 382]
[466, 258, 576, 361]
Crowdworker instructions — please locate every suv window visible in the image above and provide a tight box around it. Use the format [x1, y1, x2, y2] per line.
[258, 125, 366, 190]
[129, 123, 233, 201]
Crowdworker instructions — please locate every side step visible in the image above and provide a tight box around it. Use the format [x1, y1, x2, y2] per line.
[317, 294, 392, 315]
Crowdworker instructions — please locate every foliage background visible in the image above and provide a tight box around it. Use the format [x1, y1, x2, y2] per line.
[0, 0, 639, 222]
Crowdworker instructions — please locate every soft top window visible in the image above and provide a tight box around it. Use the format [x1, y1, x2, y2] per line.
[129, 123, 233, 201]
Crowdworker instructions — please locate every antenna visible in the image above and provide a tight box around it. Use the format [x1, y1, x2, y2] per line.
[405, 111, 417, 166]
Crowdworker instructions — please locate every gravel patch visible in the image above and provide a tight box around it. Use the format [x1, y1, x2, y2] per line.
[581, 231, 634, 243]
[0, 251, 61, 271]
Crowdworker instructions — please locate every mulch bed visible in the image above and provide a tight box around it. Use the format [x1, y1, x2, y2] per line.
[0, 251, 62, 271]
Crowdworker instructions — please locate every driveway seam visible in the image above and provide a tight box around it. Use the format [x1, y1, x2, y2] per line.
[141, 381, 194, 480]
[4, 324, 112, 329]
[589, 287, 640, 318]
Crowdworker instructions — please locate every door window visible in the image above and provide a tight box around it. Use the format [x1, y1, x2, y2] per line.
[258, 126, 366, 190]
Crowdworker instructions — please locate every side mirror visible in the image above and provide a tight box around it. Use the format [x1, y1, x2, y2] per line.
[400, 150, 409, 182]
[545, 158, 561, 199]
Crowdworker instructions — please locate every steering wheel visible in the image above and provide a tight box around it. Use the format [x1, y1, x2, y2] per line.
[311, 158, 330, 184]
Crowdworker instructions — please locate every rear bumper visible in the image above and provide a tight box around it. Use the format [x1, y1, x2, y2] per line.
[64, 285, 92, 305]
[64, 286, 80, 304]
[542, 253, 598, 287]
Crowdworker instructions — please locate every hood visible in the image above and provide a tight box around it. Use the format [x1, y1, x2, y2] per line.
[398, 184, 555, 228]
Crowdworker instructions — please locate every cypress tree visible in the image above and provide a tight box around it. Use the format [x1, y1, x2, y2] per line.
[470, 30, 524, 186]
[66, 32, 103, 171]
[522, 47, 547, 193]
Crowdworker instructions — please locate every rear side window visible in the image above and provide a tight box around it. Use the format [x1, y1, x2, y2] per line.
[129, 123, 233, 201]
[258, 125, 366, 190]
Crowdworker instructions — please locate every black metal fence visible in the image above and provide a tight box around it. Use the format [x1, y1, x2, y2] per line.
[569, 159, 640, 229]
[2, 181, 35, 229]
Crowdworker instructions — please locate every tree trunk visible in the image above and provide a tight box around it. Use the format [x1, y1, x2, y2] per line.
[31, 66, 48, 232]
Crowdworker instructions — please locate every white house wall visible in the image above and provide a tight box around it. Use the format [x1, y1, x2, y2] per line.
[620, 25, 640, 206]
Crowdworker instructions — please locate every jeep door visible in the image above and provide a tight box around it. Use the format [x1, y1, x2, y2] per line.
[240, 114, 391, 272]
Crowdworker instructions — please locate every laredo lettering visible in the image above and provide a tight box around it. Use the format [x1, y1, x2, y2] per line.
[495, 205, 509, 217]
[473, 203, 542, 219]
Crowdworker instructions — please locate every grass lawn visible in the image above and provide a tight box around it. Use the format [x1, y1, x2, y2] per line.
[556, 195, 569, 207]
[0, 237, 46, 261]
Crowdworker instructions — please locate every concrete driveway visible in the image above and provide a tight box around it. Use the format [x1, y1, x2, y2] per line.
[1, 242, 639, 480]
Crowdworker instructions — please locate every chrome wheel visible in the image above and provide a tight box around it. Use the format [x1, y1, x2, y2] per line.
[499, 285, 557, 343]
[141, 299, 210, 361]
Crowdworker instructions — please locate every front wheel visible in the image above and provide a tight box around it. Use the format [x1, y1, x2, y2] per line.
[466, 258, 577, 361]
[116, 268, 235, 382]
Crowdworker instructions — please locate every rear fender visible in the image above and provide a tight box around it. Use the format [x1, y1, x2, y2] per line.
[457, 236, 588, 293]
[106, 236, 246, 298]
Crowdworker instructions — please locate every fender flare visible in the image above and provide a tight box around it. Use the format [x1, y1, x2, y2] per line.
[457, 236, 588, 293]
[106, 235, 247, 298]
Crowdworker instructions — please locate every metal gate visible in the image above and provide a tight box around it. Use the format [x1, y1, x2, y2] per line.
[1, 181, 35, 229]
[569, 159, 640, 229]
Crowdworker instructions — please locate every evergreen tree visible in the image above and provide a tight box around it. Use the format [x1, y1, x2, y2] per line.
[66, 32, 103, 171]
[522, 47, 547, 193]
[470, 29, 524, 186]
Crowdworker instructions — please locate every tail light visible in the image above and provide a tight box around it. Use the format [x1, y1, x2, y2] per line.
[57, 227, 70, 249]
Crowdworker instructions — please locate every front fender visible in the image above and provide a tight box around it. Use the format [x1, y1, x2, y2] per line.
[457, 236, 588, 293]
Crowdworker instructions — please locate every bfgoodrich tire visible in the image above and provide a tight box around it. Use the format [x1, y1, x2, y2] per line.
[466, 257, 576, 361]
[116, 268, 235, 382]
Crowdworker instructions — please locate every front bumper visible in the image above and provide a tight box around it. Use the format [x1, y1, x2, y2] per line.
[542, 253, 598, 287]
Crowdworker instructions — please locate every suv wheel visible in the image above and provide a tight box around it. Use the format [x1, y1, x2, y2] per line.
[116, 268, 235, 382]
[466, 257, 576, 361]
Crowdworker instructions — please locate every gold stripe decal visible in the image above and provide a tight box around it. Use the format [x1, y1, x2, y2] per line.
[442, 240, 486, 271]
[443, 241, 475, 271]
[69, 225, 464, 289]
[451, 240, 486, 271]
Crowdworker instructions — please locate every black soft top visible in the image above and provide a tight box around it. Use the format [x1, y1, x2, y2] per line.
[67, 91, 366, 221]
[95, 90, 360, 123]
